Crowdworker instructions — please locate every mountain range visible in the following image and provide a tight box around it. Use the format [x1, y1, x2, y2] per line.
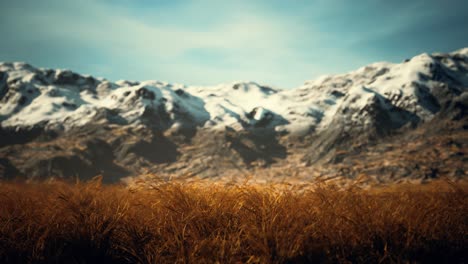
[1, 48, 467, 183]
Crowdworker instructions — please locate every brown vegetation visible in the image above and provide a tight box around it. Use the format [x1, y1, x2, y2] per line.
[0, 178, 467, 263]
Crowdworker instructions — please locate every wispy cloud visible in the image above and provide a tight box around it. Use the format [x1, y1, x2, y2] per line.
[1, 0, 467, 87]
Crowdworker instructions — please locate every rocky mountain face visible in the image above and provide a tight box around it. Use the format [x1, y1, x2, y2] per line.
[0, 48, 467, 183]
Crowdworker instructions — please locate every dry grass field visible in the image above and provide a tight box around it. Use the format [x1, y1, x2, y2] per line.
[0, 177, 467, 263]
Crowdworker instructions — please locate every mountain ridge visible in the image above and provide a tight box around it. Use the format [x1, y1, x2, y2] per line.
[0, 47, 467, 182]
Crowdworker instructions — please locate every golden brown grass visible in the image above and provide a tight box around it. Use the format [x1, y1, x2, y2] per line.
[0, 178, 467, 263]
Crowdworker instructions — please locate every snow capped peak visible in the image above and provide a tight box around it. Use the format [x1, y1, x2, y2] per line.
[1, 47, 467, 135]
[452, 47, 468, 56]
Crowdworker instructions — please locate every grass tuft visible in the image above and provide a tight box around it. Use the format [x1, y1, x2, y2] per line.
[0, 178, 467, 263]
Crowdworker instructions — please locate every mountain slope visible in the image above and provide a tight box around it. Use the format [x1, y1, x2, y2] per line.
[0, 48, 467, 182]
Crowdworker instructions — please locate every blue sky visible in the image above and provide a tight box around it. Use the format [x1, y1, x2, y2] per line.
[1, 0, 467, 88]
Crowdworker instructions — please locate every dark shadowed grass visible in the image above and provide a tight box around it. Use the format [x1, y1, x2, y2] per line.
[0, 178, 467, 263]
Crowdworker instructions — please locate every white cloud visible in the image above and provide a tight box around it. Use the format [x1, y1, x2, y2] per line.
[0, 0, 371, 87]
[15, 0, 302, 58]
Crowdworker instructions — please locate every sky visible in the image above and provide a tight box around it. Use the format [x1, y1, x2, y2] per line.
[1, 0, 467, 88]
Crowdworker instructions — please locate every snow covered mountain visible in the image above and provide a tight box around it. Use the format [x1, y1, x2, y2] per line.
[0, 48, 467, 182]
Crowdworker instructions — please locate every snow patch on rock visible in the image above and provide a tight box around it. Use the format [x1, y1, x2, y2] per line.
[1, 48, 467, 135]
